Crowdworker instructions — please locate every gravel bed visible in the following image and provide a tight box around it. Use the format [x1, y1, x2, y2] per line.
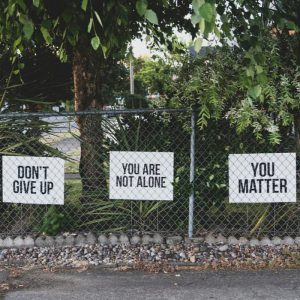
[0, 242, 299, 270]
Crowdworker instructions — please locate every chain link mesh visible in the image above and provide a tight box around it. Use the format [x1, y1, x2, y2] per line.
[0, 109, 299, 237]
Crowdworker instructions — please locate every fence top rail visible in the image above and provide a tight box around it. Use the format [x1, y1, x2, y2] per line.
[0, 108, 188, 119]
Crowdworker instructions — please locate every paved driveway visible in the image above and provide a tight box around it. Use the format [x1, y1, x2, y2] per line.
[2, 267, 300, 300]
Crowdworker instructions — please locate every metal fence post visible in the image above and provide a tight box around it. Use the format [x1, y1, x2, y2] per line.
[188, 107, 196, 238]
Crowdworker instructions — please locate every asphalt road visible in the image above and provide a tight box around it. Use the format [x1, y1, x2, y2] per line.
[2, 267, 300, 300]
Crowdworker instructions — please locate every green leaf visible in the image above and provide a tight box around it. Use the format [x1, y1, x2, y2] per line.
[136, 0, 148, 17]
[87, 18, 93, 33]
[256, 65, 263, 74]
[13, 36, 22, 50]
[40, 26, 52, 44]
[144, 9, 158, 25]
[194, 37, 203, 53]
[23, 21, 34, 40]
[199, 2, 214, 22]
[199, 18, 205, 33]
[81, 0, 88, 11]
[246, 67, 254, 78]
[191, 14, 201, 26]
[33, 0, 40, 7]
[101, 45, 108, 58]
[94, 11, 103, 27]
[248, 85, 262, 98]
[192, 0, 204, 12]
[91, 35, 100, 50]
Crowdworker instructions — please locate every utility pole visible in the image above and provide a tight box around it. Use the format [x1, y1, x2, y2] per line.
[130, 60, 134, 95]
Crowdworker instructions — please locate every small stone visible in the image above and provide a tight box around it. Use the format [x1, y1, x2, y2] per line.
[271, 236, 282, 246]
[189, 255, 196, 263]
[282, 236, 294, 245]
[193, 247, 200, 253]
[230, 252, 237, 259]
[249, 238, 260, 247]
[227, 236, 238, 245]
[179, 252, 186, 259]
[131, 235, 141, 245]
[218, 245, 228, 252]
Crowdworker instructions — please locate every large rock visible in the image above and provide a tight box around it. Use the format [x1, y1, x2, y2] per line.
[249, 238, 260, 247]
[23, 236, 35, 248]
[75, 234, 87, 246]
[282, 236, 294, 245]
[216, 234, 227, 244]
[166, 236, 182, 245]
[271, 236, 282, 246]
[205, 234, 216, 245]
[238, 237, 249, 246]
[131, 235, 141, 245]
[260, 237, 273, 246]
[86, 233, 96, 244]
[108, 234, 119, 245]
[227, 236, 238, 245]
[142, 234, 152, 245]
[98, 234, 108, 245]
[2, 237, 13, 248]
[153, 233, 163, 244]
[119, 234, 130, 245]
[13, 236, 24, 248]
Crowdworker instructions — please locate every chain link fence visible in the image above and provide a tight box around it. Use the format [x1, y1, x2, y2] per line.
[0, 108, 299, 238]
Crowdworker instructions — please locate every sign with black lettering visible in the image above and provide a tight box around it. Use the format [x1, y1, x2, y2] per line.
[3, 156, 64, 205]
[109, 151, 174, 201]
[229, 153, 296, 203]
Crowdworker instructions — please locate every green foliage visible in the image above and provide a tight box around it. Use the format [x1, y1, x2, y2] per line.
[190, 0, 299, 101]
[38, 206, 66, 235]
[167, 35, 299, 145]
[0, 0, 195, 64]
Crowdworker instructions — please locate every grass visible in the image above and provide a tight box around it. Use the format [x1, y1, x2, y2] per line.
[65, 179, 82, 206]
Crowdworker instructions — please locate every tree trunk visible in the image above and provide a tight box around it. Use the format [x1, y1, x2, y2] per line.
[73, 50, 107, 202]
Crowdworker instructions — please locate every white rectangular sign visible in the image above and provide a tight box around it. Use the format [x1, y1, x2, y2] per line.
[109, 151, 174, 201]
[229, 153, 296, 203]
[3, 156, 64, 205]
